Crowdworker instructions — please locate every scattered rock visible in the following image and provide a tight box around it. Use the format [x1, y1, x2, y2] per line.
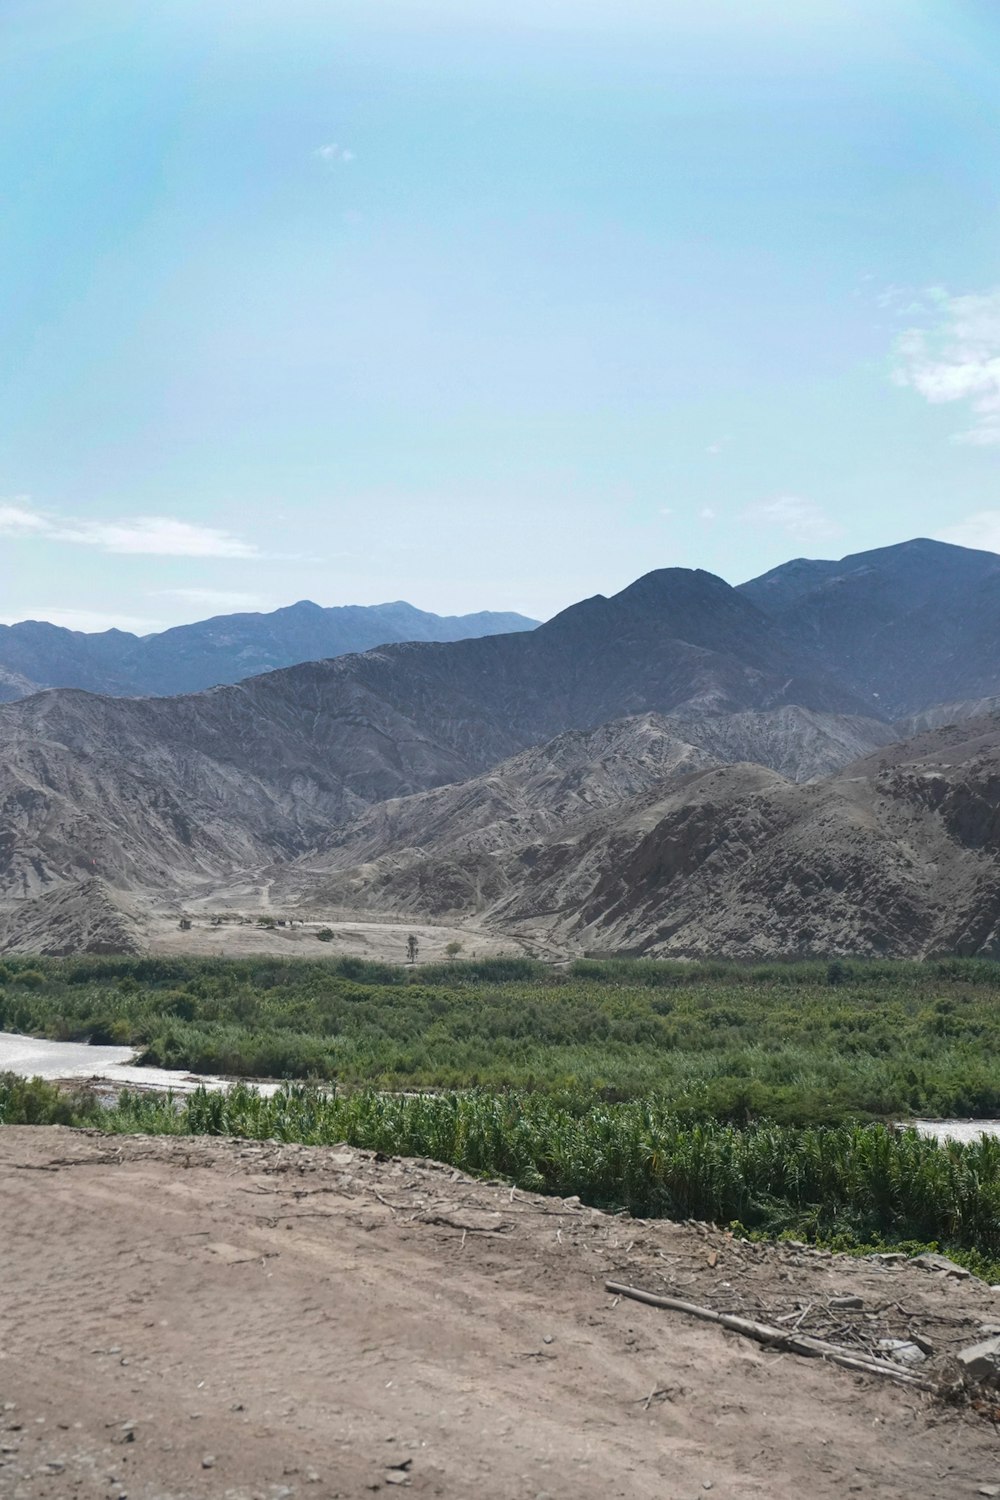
[202, 1455, 217, 1469]
[911, 1253, 971, 1279]
[829, 1296, 864, 1310]
[956, 1336, 1000, 1383]
[877, 1339, 926, 1367]
[907, 1332, 936, 1358]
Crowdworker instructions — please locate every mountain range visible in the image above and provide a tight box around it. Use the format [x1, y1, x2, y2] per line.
[3, 536, 1000, 959]
[0, 600, 538, 701]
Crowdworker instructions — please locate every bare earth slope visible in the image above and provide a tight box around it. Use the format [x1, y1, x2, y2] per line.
[0, 878, 145, 955]
[488, 714, 1000, 958]
[271, 708, 895, 923]
[273, 713, 1000, 959]
[2, 1126, 998, 1500]
[0, 569, 871, 906]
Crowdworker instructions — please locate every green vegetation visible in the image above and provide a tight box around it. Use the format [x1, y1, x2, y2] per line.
[2, 952, 1000, 1124]
[3, 1073, 999, 1277]
[3, 953, 1000, 1270]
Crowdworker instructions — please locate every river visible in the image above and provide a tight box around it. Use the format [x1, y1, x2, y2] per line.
[0, 1031, 280, 1097]
[2, 1032, 999, 1131]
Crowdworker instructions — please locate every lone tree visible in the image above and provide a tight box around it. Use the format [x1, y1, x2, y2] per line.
[406, 934, 419, 964]
[445, 940, 463, 962]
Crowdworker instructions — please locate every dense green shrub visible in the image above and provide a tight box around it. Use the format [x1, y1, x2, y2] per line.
[2, 953, 1000, 1122]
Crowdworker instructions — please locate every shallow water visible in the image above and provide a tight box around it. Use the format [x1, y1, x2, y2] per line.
[0, 1030, 280, 1096]
[909, 1118, 1000, 1144]
[2, 1032, 998, 1129]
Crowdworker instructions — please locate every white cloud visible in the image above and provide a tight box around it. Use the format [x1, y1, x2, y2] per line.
[315, 143, 355, 164]
[705, 435, 733, 456]
[0, 501, 260, 558]
[892, 287, 1000, 446]
[0, 500, 51, 535]
[699, 506, 717, 522]
[934, 510, 1000, 556]
[151, 588, 270, 612]
[60, 517, 260, 557]
[742, 496, 842, 545]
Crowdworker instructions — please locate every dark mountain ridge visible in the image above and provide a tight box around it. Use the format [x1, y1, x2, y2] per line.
[739, 537, 1000, 716]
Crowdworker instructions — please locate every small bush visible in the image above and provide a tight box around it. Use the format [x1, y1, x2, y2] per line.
[12, 969, 46, 989]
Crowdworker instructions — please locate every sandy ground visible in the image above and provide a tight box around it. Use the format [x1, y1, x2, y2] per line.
[2, 1128, 1000, 1500]
[147, 911, 530, 964]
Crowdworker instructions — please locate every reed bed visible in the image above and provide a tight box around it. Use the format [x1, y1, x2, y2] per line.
[91, 1083, 1000, 1255]
[2, 953, 1000, 1124]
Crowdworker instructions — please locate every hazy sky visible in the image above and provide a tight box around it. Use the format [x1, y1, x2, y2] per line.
[2, 0, 999, 632]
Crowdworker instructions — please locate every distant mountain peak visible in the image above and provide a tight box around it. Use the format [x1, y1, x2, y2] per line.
[0, 599, 541, 702]
[739, 535, 1000, 716]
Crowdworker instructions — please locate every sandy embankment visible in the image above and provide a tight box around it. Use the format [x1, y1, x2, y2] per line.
[2, 1126, 1000, 1499]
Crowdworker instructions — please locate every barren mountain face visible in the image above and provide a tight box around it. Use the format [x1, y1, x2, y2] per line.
[287, 713, 1000, 961]
[486, 715, 1000, 959]
[4, 541, 1000, 958]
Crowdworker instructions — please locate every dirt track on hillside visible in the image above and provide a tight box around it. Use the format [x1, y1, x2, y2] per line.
[2, 1127, 999, 1499]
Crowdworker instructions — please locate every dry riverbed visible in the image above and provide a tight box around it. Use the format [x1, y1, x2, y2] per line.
[2, 1126, 1000, 1499]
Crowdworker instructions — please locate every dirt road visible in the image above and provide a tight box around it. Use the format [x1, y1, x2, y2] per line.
[1, 1126, 998, 1499]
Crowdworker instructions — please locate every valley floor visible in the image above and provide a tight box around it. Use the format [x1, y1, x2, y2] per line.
[2, 1126, 1000, 1500]
[147, 906, 539, 963]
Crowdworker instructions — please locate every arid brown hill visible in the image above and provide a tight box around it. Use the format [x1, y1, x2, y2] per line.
[4, 548, 1000, 957]
[270, 714, 1000, 960]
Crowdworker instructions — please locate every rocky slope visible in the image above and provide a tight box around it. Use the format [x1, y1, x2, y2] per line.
[272, 708, 895, 914]
[0, 600, 538, 700]
[0, 879, 144, 956]
[0, 568, 871, 901]
[5, 545, 1000, 958]
[488, 715, 1000, 958]
[270, 713, 1000, 960]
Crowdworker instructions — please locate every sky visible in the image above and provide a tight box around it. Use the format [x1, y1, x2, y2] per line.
[1, 0, 999, 633]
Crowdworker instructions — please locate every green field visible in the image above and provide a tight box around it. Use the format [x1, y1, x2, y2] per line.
[3, 952, 1000, 1273]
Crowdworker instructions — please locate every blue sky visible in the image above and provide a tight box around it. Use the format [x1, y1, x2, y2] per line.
[1, 0, 999, 631]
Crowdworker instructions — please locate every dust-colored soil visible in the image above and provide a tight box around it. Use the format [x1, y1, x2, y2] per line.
[2, 1127, 999, 1500]
[147, 911, 527, 963]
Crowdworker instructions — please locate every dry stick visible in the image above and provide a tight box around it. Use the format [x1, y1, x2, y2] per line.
[604, 1283, 936, 1393]
[369, 1187, 404, 1211]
